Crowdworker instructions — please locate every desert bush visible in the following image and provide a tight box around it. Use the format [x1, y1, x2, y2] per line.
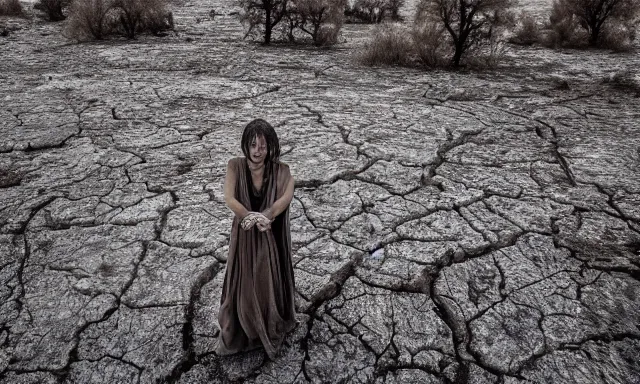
[386, 0, 404, 20]
[286, 0, 345, 45]
[136, 0, 173, 35]
[65, 0, 172, 40]
[315, 23, 341, 45]
[65, 0, 115, 40]
[597, 20, 636, 50]
[239, 0, 289, 44]
[345, 0, 384, 23]
[547, 0, 640, 48]
[0, 0, 24, 17]
[466, 29, 508, 68]
[411, 21, 450, 67]
[543, 0, 588, 47]
[358, 22, 413, 65]
[34, 0, 70, 21]
[112, 0, 145, 38]
[416, 0, 514, 67]
[345, 0, 403, 23]
[112, 0, 172, 37]
[510, 12, 541, 45]
[242, 0, 344, 45]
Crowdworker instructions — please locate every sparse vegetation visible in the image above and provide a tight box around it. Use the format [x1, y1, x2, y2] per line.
[359, 0, 513, 70]
[543, 0, 588, 48]
[359, 0, 512, 68]
[112, 0, 146, 38]
[65, 0, 114, 40]
[132, 0, 173, 35]
[416, 0, 514, 67]
[34, 0, 71, 21]
[411, 20, 450, 67]
[547, 0, 640, 49]
[240, 0, 345, 45]
[64, 0, 172, 40]
[510, 12, 542, 45]
[239, 0, 289, 44]
[387, 0, 403, 20]
[598, 21, 637, 51]
[0, 0, 24, 17]
[344, 0, 404, 23]
[358, 22, 413, 65]
[285, 0, 345, 45]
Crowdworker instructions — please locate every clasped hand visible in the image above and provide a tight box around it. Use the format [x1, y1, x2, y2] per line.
[240, 212, 272, 232]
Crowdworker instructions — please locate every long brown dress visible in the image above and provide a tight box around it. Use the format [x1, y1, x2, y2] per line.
[214, 157, 297, 359]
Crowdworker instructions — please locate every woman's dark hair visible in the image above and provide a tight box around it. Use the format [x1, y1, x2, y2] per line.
[241, 119, 281, 167]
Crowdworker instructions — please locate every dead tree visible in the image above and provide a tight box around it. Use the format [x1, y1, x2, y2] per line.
[417, 0, 512, 67]
[239, 0, 289, 44]
[552, 0, 640, 45]
[289, 0, 345, 45]
[34, 0, 71, 21]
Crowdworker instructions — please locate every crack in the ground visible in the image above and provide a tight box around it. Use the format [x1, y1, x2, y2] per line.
[163, 262, 222, 384]
[534, 119, 576, 187]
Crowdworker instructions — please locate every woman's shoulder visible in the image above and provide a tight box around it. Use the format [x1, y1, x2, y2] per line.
[275, 161, 292, 180]
[275, 160, 290, 172]
[228, 157, 245, 166]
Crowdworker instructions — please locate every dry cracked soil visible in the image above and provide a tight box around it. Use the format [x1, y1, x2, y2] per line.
[1, 0, 640, 383]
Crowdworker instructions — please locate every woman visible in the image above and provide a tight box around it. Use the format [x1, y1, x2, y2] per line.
[214, 118, 297, 360]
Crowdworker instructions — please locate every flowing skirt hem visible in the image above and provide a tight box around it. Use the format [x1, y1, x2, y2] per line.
[213, 318, 299, 359]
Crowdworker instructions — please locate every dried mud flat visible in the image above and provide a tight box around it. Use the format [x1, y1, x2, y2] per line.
[1, 0, 640, 383]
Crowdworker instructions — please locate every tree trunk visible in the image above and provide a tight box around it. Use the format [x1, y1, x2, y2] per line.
[452, 42, 463, 66]
[51, 3, 65, 21]
[264, 7, 272, 44]
[589, 24, 600, 46]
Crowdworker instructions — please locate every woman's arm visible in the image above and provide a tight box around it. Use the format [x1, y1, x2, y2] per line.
[223, 159, 250, 220]
[262, 173, 294, 220]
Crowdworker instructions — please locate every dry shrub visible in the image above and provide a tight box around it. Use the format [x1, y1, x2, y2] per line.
[34, 0, 70, 21]
[510, 11, 541, 45]
[466, 33, 508, 69]
[358, 22, 413, 65]
[238, 0, 288, 44]
[135, 0, 173, 35]
[387, 0, 404, 20]
[416, 0, 514, 67]
[65, 0, 114, 40]
[543, 0, 589, 47]
[411, 21, 450, 67]
[346, 0, 385, 23]
[110, 0, 173, 38]
[244, 0, 344, 46]
[546, 0, 640, 48]
[112, 0, 146, 38]
[287, 0, 345, 46]
[359, 5, 510, 69]
[0, 0, 24, 17]
[315, 22, 341, 45]
[345, 0, 403, 23]
[65, 0, 172, 40]
[598, 22, 636, 51]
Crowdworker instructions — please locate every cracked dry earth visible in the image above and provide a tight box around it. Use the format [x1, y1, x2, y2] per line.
[2, 0, 640, 383]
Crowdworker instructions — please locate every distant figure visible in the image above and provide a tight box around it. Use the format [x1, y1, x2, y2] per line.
[214, 119, 297, 359]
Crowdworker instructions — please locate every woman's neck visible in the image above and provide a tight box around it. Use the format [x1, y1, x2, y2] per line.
[247, 159, 265, 173]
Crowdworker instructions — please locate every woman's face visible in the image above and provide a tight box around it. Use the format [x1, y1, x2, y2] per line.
[249, 134, 267, 165]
